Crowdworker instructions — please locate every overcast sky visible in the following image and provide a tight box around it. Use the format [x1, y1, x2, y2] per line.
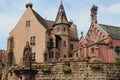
[0, 0, 120, 50]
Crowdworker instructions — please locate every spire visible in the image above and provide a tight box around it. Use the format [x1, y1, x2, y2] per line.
[61, 0, 62, 4]
[55, 1, 68, 24]
[81, 31, 83, 38]
[91, 4, 98, 23]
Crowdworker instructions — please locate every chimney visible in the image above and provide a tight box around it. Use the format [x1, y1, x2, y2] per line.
[91, 4, 98, 24]
[26, 2, 33, 8]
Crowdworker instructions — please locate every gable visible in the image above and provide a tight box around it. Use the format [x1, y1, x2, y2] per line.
[86, 24, 107, 44]
[10, 7, 47, 35]
[78, 37, 86, 48]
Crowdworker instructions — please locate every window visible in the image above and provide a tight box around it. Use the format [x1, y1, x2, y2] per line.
[44, 53, 47, 61]
[26, 20, 30, 27]
[115, 47, 120, 57]
[70, 44, 74, 50]
[51, 51, 54, 58]
[50, 39, 54, 48]
[57, 27, 60, 32]
[30, 36, 36, 45]
[91, 48, 94, 54]
[63, 27, 66, 32]
[49, 51, 54, 59]
[64, 41, 66, 46]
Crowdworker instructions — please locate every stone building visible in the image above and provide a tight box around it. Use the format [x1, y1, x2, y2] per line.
[73, 5, 120, 62]
[7, 2, 79, 65]
[0, 50, 5, 80]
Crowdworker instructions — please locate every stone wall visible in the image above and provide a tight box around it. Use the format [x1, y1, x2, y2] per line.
[35, 61, 120, 80]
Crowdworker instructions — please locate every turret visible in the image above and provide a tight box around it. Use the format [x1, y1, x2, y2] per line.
[54, 0, 69, 25]
[91, 4, 98, 24]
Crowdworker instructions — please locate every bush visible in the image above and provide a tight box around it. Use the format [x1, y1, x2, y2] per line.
[116, 59, 120, 64]
[63, 67, 71, 74]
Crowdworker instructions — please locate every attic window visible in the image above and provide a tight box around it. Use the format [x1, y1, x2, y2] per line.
[26, 20, 30, 27]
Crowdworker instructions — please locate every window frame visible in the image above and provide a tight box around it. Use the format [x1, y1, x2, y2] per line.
[26, 20, 30, 27]
[30, 36, 36, 45]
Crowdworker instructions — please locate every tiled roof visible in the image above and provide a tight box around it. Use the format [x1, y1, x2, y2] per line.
[99, 24, 120, 39]
[70, 25, 79, 41]
[32, 9, 48, 29]
[55, 2, 69, 24]
[45, 20, 54, 28]
[32, 9, 78, 41]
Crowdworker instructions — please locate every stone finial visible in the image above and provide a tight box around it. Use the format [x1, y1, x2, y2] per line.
[91, 4, 98, 13]
[26, 2, 33, 8]
[91, 4, 98, 23]
[81, 31, 83, 37]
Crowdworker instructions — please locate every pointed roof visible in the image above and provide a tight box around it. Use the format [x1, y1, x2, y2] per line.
[99, 24, 120, 39]
[55, 1, 69, 24]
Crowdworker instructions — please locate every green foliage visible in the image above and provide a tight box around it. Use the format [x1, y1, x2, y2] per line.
[115, 59, 120, 64]
[63, 67, 71, 74]
[42, 67, 51, 72]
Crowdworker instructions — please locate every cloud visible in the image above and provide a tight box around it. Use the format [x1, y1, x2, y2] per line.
[101, 2, 120, 14]
[109, 2, 120, 13]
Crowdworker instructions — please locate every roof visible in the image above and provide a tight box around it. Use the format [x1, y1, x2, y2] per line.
[45, 20, 54, 28]
[70, 25, 79, 41]
[99, 24, 120, 39]
[55, 2, 68, 24]
[32, 9, 49, 29]
[32, 8, 78, 41]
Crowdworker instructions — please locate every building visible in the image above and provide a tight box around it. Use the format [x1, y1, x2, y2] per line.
[73, 5, 120, 62]
[0, 50, 5, 80]
[0, 50, 5, 67]
[7, 2, 79, 65]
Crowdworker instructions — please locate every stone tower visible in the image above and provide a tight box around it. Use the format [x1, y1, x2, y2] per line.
[53, 1, 70, 58]
[91, 4, 98, 24]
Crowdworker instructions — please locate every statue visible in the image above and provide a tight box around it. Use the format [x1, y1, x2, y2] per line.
[23, 42, 32, 69]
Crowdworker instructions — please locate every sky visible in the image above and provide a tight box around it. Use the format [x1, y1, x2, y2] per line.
[0, 0, 120, 50]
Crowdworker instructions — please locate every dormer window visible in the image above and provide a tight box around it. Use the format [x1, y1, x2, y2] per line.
[26, 20, 30, 27]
